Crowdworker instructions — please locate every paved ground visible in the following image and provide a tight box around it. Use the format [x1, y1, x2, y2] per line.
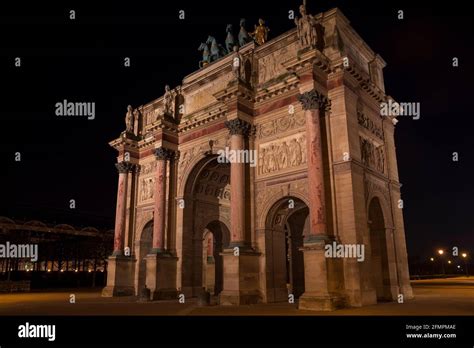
[0, 277, 473, 316]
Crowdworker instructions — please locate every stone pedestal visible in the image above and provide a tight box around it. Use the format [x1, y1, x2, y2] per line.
[219, 249, 261, 305]
[102, 255, 135, 297]
[400, 284, 414, 300]
[298, 241, 344, 311]
[145, 253, 178, 300]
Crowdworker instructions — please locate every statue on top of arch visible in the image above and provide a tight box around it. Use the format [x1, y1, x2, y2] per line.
[294, 1, 318, 49]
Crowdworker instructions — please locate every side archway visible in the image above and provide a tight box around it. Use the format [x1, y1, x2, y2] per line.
[368, 197, 392, 301]
[264, 196, 309, 303]
[134, 220, 153, 295]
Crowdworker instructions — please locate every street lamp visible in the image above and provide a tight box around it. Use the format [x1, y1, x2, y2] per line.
[438, 250, 446, 275]
[461, 252, 469, 277]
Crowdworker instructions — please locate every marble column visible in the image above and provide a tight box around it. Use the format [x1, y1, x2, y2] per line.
[113, 161, 133, 255]
[151, 147, 171, 253]
[297, 89, 343, 311]
[102, 161, 136, 297]
[219, 118, 261, 305]
[145, 146, 178, 300]
[224, 118, 251, 247]
[297, 90, 329, 241]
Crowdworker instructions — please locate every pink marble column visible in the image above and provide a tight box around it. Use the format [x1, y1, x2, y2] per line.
[151, 147, 171, 253]
[207, 233, 214, 257]
[298, 90, 329, 241]
[224, 119, 251, 247]
[113, 162, 133, 255]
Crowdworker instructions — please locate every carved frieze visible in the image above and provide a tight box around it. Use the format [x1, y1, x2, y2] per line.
[357, 102, 384, 140]
[140, 176, 155, 202]
[360, 136, 385, 174]
[258, 42, 298, 84]
[140, 161, 157, 176]
[256, 112, 305, 139]
[258, 133, 306, 176]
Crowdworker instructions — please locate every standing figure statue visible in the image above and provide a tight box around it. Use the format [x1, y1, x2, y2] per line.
[125, 105, 134, 133]
[295, 2, 317, 48]
[225, 24, 236, 54]
[174, 85, 185, 122]
[206, 35, 226, 62]
[238, 18, 252, 47]
[250, 18, 270, 45]
[133, 107, 141, 136]
[198, 42, 211, 68]
[231, 45, 243, 79]
[163, 85, 175, 116]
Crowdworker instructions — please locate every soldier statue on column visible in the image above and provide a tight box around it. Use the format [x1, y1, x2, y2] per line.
[125, 105, 134, 133]
[163, 85, 175, 116]
[295, 1, 317, 48]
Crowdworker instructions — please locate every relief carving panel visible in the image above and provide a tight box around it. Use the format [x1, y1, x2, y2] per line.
[360, 136, 385, 174]
[256, 112, 305, 140]
[258, 42, 298, 84]
[258, 132, 306, 176]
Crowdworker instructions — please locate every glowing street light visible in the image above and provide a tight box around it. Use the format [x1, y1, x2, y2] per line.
[448, 260, 452, 264]
[437, 249, 446, 275]
[461, 252, 469, 276]
[430, 257, 434, 261]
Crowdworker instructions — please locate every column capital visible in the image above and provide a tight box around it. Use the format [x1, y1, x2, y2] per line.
[224, 118, 252, 136]
[297, 89, 330, 111]
[153, 147, 174, 161]
[115, 161, 135, 174]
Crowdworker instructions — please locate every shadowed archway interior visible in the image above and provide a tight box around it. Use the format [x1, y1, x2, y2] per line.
[368, 197, 391, 301]
[181, 156, 231, 296]
[265, 197, 309, 303]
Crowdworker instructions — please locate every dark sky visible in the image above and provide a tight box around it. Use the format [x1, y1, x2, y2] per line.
[0, 0, 472, 260]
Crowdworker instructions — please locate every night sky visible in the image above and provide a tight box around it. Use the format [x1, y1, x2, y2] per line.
[1, 0, 472, 261]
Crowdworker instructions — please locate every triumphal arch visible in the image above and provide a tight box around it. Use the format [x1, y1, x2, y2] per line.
[102, 4, 413, 311]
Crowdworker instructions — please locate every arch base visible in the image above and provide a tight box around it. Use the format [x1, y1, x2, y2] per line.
[218, 249, 262, 305]
[145, 253, 178, 301]
[102, 255, 136, 297]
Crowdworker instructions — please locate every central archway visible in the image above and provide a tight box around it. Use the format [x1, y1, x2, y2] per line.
[265, 197, 309, 302]
[181, 156, 231, 296]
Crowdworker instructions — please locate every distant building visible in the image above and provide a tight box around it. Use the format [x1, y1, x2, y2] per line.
[0, 216, 113, 290]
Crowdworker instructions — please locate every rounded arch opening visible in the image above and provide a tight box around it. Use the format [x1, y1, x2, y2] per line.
[181, 155, 231, 297]
[264, 196, 309, 303]
[136, 220, 153, 294]
[368, 197, 392, 301]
